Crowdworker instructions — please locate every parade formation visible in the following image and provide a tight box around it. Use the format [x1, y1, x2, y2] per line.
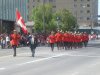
[0, 8, 90, 57]
[0, 29, 89, 57]
[48, 30, 89, 51]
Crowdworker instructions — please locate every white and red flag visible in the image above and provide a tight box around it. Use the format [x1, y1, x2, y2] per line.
[16, 8, 28, 34]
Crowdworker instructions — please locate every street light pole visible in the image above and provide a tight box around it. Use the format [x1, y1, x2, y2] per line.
[57, 17, 60, 30]
[0, 20, 2, 33]
[82, 5, 86, 27]
[90, 13, 93, 30]
[91, 1, 94, 32]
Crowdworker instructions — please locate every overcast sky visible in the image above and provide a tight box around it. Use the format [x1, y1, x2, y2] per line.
[98, 0, 100, 15]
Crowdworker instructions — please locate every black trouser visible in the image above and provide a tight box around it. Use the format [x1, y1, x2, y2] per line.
[30, 44, 37, 57]
[73, 42, 77, 49]
[50, 43, 54, 51]
[12, 45, 17, 57]
[84, 41, 88, 47]
[78, 42, 83, 48]
[7, 41, 10, 48]
[56, 42, 62, 50]
[64, 42, 68, 50]
[68, 42, 73, 49]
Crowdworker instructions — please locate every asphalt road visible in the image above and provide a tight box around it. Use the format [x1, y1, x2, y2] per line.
[0, 40, 100, 75]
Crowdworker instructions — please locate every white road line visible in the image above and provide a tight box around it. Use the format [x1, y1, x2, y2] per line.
[17, 54, 66, 66]
[1, 52, 100, 59]
[0, 54, 66, 71]
[0, 68, 6, 70]
[66, 54, 100, 58]
[0, 53, 100, 71]
[71, 72, 79, 75]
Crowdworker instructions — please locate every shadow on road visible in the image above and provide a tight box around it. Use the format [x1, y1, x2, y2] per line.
[88, 43, 100, 48]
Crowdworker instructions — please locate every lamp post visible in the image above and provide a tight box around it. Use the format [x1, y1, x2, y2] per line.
[82, 4, 93, 34]
[90, 13, 93, 32]
[90, 1, 94, 33]
[0, 20, 2, 33]
[82, 5, 86, 27]
[57, 16, 60, 30]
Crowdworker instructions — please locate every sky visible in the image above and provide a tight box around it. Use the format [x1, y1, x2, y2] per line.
[98, 0, 100, 20]
[98, 0, 100, 15]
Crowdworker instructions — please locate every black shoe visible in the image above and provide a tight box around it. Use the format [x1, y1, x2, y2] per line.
[13, 55, 16, 57]
[32, 55, 34, 57]
[32, 54, 34, 57]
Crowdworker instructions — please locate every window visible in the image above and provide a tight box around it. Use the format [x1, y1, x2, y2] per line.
[87, 17, 90, 20]
[87, 0, 90, 1]
[74, 4, 77, 7]
[80, 17, 83, 20]
[87, 10, 90, 13]
[37, 0, 40, 2]
[81, 0, 84, 1]
[27, 5, 29, 8]
[49, 0, 53, 2]
[74, 0, 77, 1]
[53, 0, 56, 2]
[33, 0, 35, 2]
[33, 6, 35, 8]
[87, 4, 90, 7]
[80, 10, 83, 13]
[53, 6, 56, 8]
[80, 4, 83, 7]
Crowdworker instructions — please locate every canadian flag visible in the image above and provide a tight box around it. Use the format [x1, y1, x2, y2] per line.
[16, 8, 28, 34]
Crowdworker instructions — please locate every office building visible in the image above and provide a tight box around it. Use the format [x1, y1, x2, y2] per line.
[28, 0, 98, 28]
[0, 0, 28, 33]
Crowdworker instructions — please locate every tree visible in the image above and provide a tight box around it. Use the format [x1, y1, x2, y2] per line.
[30, 4, 78, 33]
[30, 4, 57, 33]
[54, 9, 78, 31]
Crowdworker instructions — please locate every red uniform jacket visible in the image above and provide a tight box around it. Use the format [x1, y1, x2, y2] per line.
[55, 32, 62, 42]
[10, 34, 20, 46]
[48, 35, 55, 44]
[63, 33, 69, 42]
[68, 33, 73, 42]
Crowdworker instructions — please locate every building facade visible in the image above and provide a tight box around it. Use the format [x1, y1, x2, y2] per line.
[28, 0, 98, 28]
[0, 0, 28, 33]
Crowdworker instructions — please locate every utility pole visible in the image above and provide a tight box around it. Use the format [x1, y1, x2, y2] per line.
[91, 1, 94, 31]
[90, 0, 94, 34]
[0, 20, 2, 33]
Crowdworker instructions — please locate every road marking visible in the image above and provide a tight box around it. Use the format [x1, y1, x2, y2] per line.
[65, 54, 100, 58]
[71, 72, 79, 75]
[0, 52, 100, 71]
[17, 54, 66, 66]
[0, 68, 6, 70]
[0, 54, 66, 71]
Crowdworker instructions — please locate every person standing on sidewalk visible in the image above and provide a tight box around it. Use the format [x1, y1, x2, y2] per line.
[10, 30, 20, 57]
[6, 34, 10, 48]
[28, 34, 38, 57]
[0, 37, 6, 49]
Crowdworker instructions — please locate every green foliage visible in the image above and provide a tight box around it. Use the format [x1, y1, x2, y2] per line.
[30, 4, 78, 33]
[54, 9, 78, 31]
[30, 4, 57, 33]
